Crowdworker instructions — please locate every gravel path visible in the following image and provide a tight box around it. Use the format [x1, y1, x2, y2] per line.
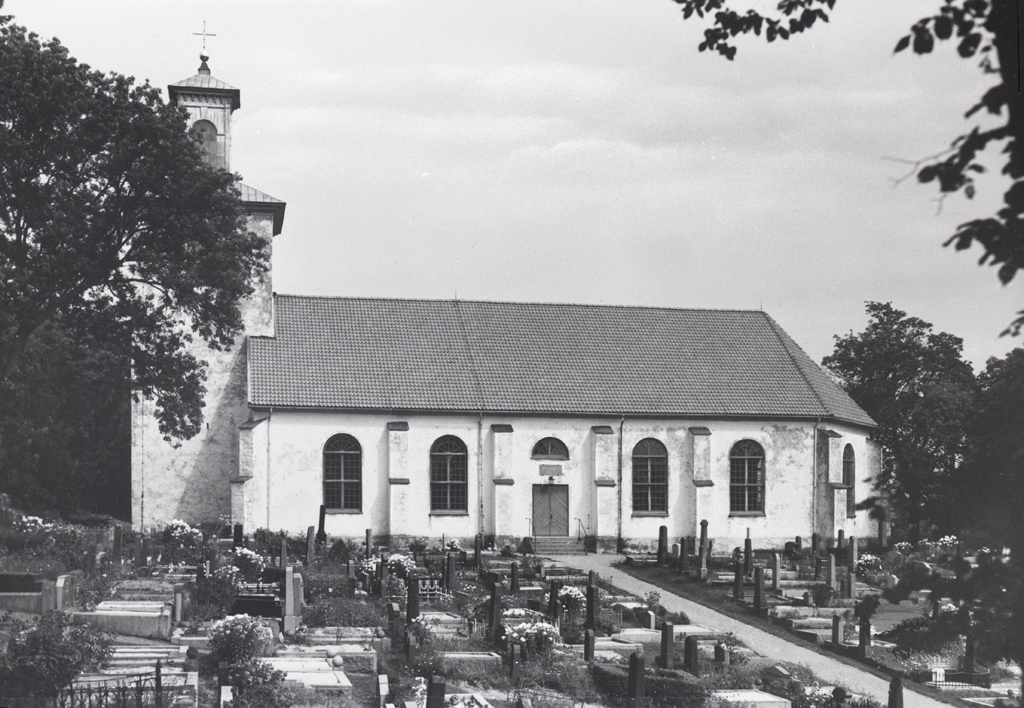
[548, 553, 949, 708]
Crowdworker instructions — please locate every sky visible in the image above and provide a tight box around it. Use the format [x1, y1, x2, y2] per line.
[7, 0, 1022, 370]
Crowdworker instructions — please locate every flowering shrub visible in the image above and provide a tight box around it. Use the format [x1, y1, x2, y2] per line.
[856, 553, 883, 576]
[920, 535, 958, 561]
[388, 553, 417, 579]
[446, 538, 462, 552]
[558, 586, 586, 618]
[208, 614, 273, 665]
[893, 542, 914, 555]
[161, 519, 203, 564]
[232, 548, 267, 583]
[360, 556, 380, 577]
[506, 620, 560, 654]
[0, 513, 87, 570]
[213, 565, 243, 588]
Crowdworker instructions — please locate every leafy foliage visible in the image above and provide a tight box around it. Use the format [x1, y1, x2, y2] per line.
[208, 614, 273, 666]
[672, 0, 1024, 334]
[228, 659, 293, 708]
[0, 20, 269, 439]
[0, 611, 111, 696]
[822, 302, 976, 529]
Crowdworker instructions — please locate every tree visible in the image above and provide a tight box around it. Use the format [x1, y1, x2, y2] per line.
[0, 307, 130, 517]
[0, 20, 268, 439]
[822, 302, 976, 531]
[673, 0, 1024, 334]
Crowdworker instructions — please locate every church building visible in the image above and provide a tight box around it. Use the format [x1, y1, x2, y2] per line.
[131, 58, 880, 553]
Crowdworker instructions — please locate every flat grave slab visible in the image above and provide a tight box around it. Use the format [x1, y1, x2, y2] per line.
[709, 689, 792, 708]
[570, 638, 643, 659]
[276, 644, 378, 672]
[441, 652, 502, 670]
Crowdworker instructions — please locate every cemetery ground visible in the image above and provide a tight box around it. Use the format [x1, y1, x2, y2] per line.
[0, 507, 917, 708]
[596, 530, 1021, 708]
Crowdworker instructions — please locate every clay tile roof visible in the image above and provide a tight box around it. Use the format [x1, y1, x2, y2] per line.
[248, 296, 876, 427]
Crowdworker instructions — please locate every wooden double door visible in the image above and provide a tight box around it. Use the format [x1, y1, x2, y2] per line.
[532, 484, 569, 536]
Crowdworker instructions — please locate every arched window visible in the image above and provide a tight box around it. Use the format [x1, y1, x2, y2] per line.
[632, 438, 668, 513]
[430, 436, 468, 512]
[323, 434, 361, 511]
[532, 437, 569, 460]
[730, 440, 765, 514]
[843, 444, 856, 518]
[192, 119, 225, 168]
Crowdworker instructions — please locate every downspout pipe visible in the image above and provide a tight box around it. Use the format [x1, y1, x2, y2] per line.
[266, 407, 273, 530]
[477, 413, 484, 537]
[811, 418, 819, 540]
[617, 416, 625, 542]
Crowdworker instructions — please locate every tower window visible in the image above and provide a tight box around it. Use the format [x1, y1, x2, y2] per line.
[192, 119, 225, 168]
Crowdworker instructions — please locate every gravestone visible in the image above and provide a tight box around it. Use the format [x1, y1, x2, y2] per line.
[379, 552, 389, 598]
[588, 570, 597, 586]
[135, 537, 144, 567]
[844, 571, 855, 600]
[112, 526, 123, 563]
[733, 563, 743, 600]
[407, 578, 420, 621]
[547, 580, 562, 618]
[447, 554, 459, 592]
[698, 544, 708, 581]
[859, 619, 871, 655]
[427, 675, 445, 708]
[714, 643, 729, 665]
[964, 628, 976, 672]
[388, 602, 402, 638]
[771, 553, 781, 592]
[814, 555, 822, 581]
[511, 562, 520, 594]
[365, 528, 373, 557]
[316, 505, 327, 546]
[743, 529, 753, 575]
[233, 524, 243, 549]
[627, 652, 645, 707]
[376, 673, 389, 708]
[586, 585, 598, 628]
[811, 533, 820, 555]
[346, 559, 355, 578]
[280, 538, 288, 570]
[795, 535, 802, 550]
[305, 526, 316, 566]
[584, 629, 595, 661]
[683, 635, 701, 676]
[671, 542, 680, 559]
[659, 621, 674, 670]
[474, 534, 482, 568]
[679, 536, 690, 571]
[888, 676, 903, 708]
[699, 519, 708, 553]
[657, 526, 668, 565]
[832, 614, 842, 644]
[828, 554, 837, 590]
[837, 529, 845, 562]
[510, 642, 522, 682]
[489, 585, 503, 638]
[638, 608, 656, 630]
[849, 536, 859, 572]
[404, 632, 414, 662]
[753, 567, 765, 612]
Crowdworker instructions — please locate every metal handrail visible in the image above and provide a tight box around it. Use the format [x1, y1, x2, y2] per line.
[575, 518, 589, 542]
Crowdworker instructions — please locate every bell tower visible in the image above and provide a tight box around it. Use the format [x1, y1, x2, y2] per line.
[167, 52, 240, 170]
[130, 54, 285, 531]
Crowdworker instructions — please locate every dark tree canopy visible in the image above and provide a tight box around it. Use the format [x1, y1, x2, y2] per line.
[674, 0, 1024, 334]
[0, 20, 269, 439]
[822, 302, 977, 530]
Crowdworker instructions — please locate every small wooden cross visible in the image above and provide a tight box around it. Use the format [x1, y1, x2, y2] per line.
[193, 21, 217, 51]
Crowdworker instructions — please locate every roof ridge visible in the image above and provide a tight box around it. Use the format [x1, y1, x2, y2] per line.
[760, 312, 831, 419]
[272, 293, 764, 315]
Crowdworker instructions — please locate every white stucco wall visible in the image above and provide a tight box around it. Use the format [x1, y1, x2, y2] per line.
[234, 410, 878, 550]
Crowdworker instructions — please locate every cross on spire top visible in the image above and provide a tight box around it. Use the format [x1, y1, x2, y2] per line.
[193, 20, 217, 56]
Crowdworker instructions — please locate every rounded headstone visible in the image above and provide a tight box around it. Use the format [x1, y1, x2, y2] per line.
[332, 655, 344, 667]
[326, 647, 340, 658]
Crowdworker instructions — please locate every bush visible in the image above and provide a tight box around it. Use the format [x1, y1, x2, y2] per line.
[232, 547, 267, 583]
[304, 570, 356, 601]
[0, 611, 110, 696]
[208, 614, 273, 665]
[161, 519, 203, 565]
[506, 621, 560, 655]
[229, 659, 293, 708]
[194, 573, 238, 621]
[301, 597, 386, 628]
